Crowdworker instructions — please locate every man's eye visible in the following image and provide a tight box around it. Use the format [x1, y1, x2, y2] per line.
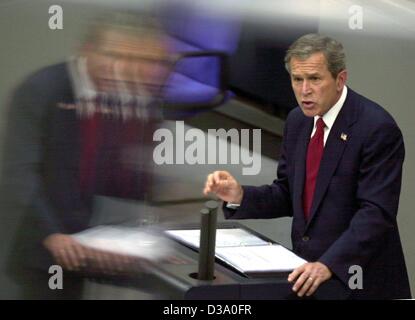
[310, 76, 319, 81]
[293, 77, 302, 82]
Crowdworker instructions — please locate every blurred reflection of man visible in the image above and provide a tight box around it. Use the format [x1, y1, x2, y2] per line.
[1, 14, 173, 299]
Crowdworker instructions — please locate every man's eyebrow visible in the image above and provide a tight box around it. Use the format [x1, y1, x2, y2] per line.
[307, 72, 321, 77]
[291, 72, 321, 78]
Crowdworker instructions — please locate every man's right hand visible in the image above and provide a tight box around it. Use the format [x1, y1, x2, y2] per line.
[43, 233, 87, 271]
[203, 171, 243, 204]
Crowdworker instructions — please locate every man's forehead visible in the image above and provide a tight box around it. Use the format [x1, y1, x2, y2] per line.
[290, 52, 328, 73]
[96, 29, 169, 59]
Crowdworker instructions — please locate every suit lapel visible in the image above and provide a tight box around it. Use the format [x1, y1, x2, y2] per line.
[293, 117, 314, 231]
[305, 90, 359, 228]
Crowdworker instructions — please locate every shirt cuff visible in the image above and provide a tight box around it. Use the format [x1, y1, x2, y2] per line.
[226, 202, 241, 210]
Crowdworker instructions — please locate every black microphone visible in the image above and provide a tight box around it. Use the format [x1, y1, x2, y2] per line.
[198, 200, 219, 280]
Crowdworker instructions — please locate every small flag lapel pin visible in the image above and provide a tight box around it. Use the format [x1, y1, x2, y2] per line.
[340, 133, 348, 141]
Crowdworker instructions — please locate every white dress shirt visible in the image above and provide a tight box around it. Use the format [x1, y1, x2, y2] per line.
[311, 86, 348, 146]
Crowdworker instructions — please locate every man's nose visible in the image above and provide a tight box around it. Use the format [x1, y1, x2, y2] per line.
[302, 80, 312, 96]
[112, 59, 129, 80]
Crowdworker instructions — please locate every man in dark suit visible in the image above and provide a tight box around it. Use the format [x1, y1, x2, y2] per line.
[1, 14, 172, 298]
[204, 34, 411, 299]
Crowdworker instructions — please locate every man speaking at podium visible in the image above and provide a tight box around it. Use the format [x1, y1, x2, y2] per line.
[204, 34, 411, 299]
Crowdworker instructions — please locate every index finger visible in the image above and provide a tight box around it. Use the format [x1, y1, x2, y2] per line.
[288, 263, 307, 282]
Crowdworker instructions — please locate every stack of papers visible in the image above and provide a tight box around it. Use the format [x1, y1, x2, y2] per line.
[215, 244, 307, 274]
[166, 228, 269, 248]
[166, 228, 307, 276]
[72, 226, 172, 261]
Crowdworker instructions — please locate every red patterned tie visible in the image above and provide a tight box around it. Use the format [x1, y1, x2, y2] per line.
[303, 117, 326, 220]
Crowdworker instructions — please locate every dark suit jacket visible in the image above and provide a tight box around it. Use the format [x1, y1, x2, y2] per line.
[223, 88, 411, 299]
[2, 63, 91, 273]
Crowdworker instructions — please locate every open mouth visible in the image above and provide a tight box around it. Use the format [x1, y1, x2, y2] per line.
[302, 101, 315, 109]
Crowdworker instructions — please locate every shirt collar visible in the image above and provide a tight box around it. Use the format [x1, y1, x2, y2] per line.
[314, 85, 348, 130]
[68, 55, 97, 101]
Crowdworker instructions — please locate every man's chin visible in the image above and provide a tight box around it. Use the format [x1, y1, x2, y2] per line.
[300, 107, 318, 118]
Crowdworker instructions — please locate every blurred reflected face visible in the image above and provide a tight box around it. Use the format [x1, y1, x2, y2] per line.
[289, 52, 347, 117]
[84, 29, 171, 95]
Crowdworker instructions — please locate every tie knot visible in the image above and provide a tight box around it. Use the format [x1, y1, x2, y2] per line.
[316, 117, 326, 131]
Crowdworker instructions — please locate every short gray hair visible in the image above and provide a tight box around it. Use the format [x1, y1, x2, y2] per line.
[284, 34, 346, 78]
[85, 11, 166, 49]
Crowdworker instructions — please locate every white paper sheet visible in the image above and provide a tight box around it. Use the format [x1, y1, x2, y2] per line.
[215, 244, 307, 273]
[72, 226, 172, 260]
[166, 228, 270, 248]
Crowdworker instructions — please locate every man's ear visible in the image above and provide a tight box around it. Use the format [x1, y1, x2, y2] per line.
[336, 69, 348, 91]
